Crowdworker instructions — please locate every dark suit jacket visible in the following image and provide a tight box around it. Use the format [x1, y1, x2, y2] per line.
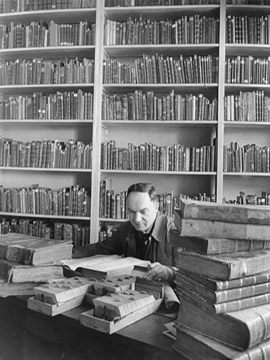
[86, 212, 177, 266]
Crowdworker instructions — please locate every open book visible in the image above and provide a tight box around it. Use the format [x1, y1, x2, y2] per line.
[61, 255, 150, 279]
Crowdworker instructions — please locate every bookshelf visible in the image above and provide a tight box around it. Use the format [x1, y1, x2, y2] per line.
[224, 2, 270, 205]
[1, 0, 270, 246]
[0, 2, 96, 245]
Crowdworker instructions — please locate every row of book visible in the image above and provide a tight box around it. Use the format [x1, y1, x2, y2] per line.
[103, 54, 219, 84]
[228, 0, 270, 3]
[102, 91, 217, 121]
[223, 142, 270, 173]
[0, 21, 95, 49]
[0, 137, 92, 169]
[0, 58, 95, 85]
[99, 180, 215, 219]
[224, 91, 269, 122]
[0, 217, 90, 246]
[0, 0, 96, 13]
[105, 0, 219, 6]
[172, 199, 270, 359]
[0, 91, 94, 120]
[229, 191, 270, 206]
[101, 140, 216, 172]
[104, 16, 219, 46]
[0, 184, 91, 217]
[226, 15, 270, 45]
[226, 56, 270, 85]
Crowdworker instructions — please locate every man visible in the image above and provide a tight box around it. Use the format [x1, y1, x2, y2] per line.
[73, 183, 178, 285]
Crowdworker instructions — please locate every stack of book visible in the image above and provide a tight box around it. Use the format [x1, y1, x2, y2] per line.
[0, 233, 73, 297]
[172, 199, 270, 359]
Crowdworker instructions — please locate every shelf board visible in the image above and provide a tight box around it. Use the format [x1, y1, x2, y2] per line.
[226, 44, 270, 57]
[226, 5, 270, 16]
[104, 44, 219, 57]
[0, 83, 94, 94]
[0, 46, 95, 60]
[102, 120, 217, 126]
[0, 212, 91, 220]
[99, 218, 126, 222]
[105, 5, 219, 19]
[103, 83, 218, 93]
[0, 8, 96, 24]
[0, 167, 91, 173]
[0, 120, 93, 125]
[224, 172, 270, 177]
[225, 84, 270, 93]
[100, 170, 216, 175]
[225, 121, 270, 128]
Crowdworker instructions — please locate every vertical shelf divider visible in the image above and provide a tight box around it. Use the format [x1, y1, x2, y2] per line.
[90, 0, 105, 243]
[216, 1, 226, 203]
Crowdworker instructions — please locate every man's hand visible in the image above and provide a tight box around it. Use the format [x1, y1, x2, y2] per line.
[143, 262, 174, 283]
[72, 246, 91, 258]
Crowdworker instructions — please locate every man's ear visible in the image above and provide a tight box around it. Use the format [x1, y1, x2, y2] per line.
[154, 200, 159, 211]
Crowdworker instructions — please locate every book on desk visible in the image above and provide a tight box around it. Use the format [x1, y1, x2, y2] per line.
[172, 199, 270, 360]
[0, 233, 73, 296]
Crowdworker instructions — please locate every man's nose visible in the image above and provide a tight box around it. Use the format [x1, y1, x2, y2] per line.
[134, 212, 142, 222]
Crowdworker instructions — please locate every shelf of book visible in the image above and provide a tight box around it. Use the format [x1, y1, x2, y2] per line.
[222, 1, 270, 205]
[0, 3, 96, 245]
[1, 0, 270, 245]
[96, 0, 220, 239]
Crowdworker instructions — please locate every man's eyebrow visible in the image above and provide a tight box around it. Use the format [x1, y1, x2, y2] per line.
[127, 207, 148, 212]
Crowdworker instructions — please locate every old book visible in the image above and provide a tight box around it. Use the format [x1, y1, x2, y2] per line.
[0, 233, 73, 265]
[174, 216, 270, 241]
[61, 254, 122, 276]
[170, 229, 270, 255]
[93, 290, 155, 321]
[33, 277, 95, 305]
[0, 275, 40, 297]
[91, 275, 136, 296]
[176, 198, 270, 225]
[176, 269, 270, 291]
[177, 282, 270, 314]
[176, 295, 270, 350]
[0, 259, 64, 283]
[175, 249, 270, 280]
[176, 270, 270, 306]
[80, 257, 150, 279]
[173, 324, 270, 360]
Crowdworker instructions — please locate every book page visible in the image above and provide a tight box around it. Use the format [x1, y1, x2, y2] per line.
[60, 254, 121, 271]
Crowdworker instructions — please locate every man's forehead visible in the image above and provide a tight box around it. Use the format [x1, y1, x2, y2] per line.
[126, 191, 154, 207]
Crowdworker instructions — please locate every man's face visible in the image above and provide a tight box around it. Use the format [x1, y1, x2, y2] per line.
[126, 191, 158, 233]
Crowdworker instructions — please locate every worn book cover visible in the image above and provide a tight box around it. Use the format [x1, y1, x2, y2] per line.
[0, 274, 40, 297]
[176, 295, 270, 350]
[80, 257, 150, 279]
[0, 233, 73, 265]
[174, 216, 270, 241]
[177, 284, 270, 314]
[176, 269, 270, 291]
[176, 270, 270, 307]
[0, 259, 64, 283]
[175, 249, 270, 280]
[176, 198, 270, 225]
[170, 229, 270, 255]
[174, 323, 270, 360]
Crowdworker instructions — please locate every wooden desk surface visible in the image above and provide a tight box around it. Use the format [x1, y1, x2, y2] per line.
[20, 297, 186, 360]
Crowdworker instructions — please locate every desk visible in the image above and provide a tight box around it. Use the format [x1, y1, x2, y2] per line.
[0, 296, 186, 360]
